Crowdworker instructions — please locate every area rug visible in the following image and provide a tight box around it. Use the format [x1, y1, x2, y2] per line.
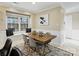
[16, 44, 73, 56]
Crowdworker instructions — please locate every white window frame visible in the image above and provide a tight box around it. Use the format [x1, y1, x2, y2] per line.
[6, 14, 30, 34]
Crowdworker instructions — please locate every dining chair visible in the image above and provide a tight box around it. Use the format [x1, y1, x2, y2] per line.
[0, 38, 12, 56]
[23, 34, 29, 45]
[10, 47, 23, 56]
[28, 37, 37, 50]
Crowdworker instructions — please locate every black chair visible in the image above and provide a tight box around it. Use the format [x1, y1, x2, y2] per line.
[26, 28, 31, 33]
[6, 28, 14, 37]
[0, 38, 12, 56]
[24, 28, 31, 44]
[10, 47, 23, 56]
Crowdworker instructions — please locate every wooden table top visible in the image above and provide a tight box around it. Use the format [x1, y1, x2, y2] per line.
[28, 33, 56, 44]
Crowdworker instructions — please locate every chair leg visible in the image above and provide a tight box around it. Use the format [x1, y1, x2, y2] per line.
[46, 44, 51, 53]
[42, 45, 46, 56]
[42, 44, 51, 56]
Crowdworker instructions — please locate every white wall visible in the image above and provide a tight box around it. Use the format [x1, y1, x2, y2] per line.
[0, 31, 7, 49]
[32, 7, 64, 46]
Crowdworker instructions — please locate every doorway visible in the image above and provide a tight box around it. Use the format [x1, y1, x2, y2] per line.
[64, 15, 72, 43]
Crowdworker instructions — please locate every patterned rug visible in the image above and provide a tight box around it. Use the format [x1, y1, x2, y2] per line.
[17, 44, 73, 56]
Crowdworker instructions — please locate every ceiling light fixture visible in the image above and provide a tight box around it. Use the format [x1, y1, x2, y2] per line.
[12, 2, 19, 5]
[32, 2, 36, 4]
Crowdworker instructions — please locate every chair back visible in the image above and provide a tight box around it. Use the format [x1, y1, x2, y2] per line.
[6, 28, 14, 36]
[10, 47, 23, 56]
[29, 37, 37, 48]
[3, 38, 12, 56]
[26, 28, 31, 33]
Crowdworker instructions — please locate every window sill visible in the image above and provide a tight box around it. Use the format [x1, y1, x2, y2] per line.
[14, 31, 26, 35]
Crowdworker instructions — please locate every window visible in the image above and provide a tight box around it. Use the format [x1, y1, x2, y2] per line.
[20, 16, 28, 31]
[7, 17, 19, 31]
[7, 12, 30, 32]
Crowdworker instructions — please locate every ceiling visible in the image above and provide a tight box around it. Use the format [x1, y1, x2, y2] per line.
[0, 2, 79, 13]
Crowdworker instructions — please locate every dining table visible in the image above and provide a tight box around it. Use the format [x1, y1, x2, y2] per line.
[24, 32, 56, 55]
[28, 33, 56, 44]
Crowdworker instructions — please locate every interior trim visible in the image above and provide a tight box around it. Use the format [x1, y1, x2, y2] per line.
[6, 11, 30, 16]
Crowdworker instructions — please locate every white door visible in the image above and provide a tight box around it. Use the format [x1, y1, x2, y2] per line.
[64, 15, 72, 40]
